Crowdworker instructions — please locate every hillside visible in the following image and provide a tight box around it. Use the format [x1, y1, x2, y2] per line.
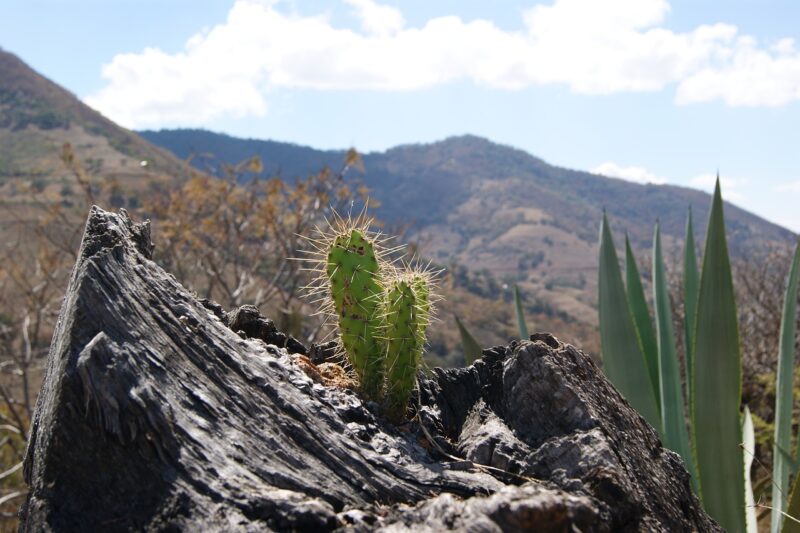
[0, 48, 187, 214]
[141, 129, 796, 328]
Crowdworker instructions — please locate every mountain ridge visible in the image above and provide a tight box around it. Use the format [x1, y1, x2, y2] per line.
[141, 128, 795, 328]
[140, 127, 794, 246]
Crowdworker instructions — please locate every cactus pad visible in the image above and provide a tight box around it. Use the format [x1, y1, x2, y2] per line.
[382, 271, 432, 421]
[326, 229, 385, 398]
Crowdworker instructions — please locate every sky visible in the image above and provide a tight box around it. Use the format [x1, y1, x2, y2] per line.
[3, 0, 800, 231]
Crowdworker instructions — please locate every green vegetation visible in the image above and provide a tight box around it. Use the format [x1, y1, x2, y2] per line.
[692, 181, 744, 528]
[599, 178, 800, 532]
[598, 211, 661, 431]
[454, 314, 482, 364]
[624, 235, 660, 405]
[773, 244, 800, 531]
[653, 223, 695, 488]
[784, 475, 800, 533]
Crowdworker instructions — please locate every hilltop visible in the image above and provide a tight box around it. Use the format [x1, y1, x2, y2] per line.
[0, 48, 186, 212]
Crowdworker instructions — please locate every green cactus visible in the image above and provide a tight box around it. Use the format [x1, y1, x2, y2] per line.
[300, 211, 439, 419]
[324, 228, 386, 398]
[382, 270, 432, 422]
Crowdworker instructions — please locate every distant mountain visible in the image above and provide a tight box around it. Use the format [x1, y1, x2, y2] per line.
[141, 128, 795, 326]
[0, 48, 185, 194]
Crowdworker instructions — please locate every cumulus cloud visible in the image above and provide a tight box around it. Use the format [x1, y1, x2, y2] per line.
[676, 36, 800, 106]
[84, 0, 800, 128]
[591, 162, 668, 184]
[344, 0, 405, 37]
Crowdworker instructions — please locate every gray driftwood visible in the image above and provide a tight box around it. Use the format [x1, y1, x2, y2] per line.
[20, 207, 719, 531]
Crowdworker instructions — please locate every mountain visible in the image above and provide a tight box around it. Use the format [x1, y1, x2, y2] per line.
[141, 128, 796, 326]
[0, 48, 186, 210]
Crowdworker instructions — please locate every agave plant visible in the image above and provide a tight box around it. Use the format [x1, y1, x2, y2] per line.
[598, 178, 800, 532]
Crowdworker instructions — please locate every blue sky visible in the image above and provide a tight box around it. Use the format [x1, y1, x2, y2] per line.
[3, 0, 800, 231]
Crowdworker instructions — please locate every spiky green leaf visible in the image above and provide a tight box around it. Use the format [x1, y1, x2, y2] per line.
[653, 223, 696, 487]
[772, 240, 800, 532]
[455, 314, 482, 365]
[513, 284, 530, 340]
[598, 213, 661, 433]
[684, 207, 699, 408]
[783, 474, 800, 533]
[626, 235, 661, 409]
[692, 179, 745, 531]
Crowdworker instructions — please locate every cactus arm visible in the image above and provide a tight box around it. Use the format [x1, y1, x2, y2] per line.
[326, 229, 385, 398]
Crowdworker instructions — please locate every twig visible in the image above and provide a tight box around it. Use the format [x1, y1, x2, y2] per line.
[0, 462, 22, 481]
[0, 491, 23, 507]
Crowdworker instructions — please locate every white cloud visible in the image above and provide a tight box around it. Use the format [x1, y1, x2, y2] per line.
[591, 162, 668, 184]
[344, 0, 404, 37]
[676, 36, 800, 106]
[84, 0, 800, 128]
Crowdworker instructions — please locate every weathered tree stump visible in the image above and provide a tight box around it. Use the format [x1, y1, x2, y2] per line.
[20, 207, 719, 531]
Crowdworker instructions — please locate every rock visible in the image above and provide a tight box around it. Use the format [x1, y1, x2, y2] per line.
[309, 340, 340, 365]
[227, 304, 308, 356]
[20, 207, 720, 532]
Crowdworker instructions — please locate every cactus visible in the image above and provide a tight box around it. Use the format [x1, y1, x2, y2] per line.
[382, 269, 433, 422]
[300, 211, 439, 417]
[324, 227, 386, 398]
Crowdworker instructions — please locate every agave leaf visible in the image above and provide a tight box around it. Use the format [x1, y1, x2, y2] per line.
[598, 213, 661, 433]
[684, 207, 699, 408]
[653, 223, 697, 488]
[783, 473, 800, 533]
[454, 314, 482, 365]
[692, 179, 745, 531]
[743, 406, 757, 533]
[626, 235, 661, 410]
[772, 240, 800, 533]
[777, 444, 800, 476]
[513, 285, 530, 340]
